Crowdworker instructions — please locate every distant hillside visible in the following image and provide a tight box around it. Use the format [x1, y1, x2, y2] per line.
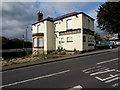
[0, 36, 32, 49]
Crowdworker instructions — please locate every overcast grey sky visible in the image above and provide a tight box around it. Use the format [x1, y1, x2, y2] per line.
[2, 2, 105, 41]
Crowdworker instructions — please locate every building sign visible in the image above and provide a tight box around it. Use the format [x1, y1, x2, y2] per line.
[59, 29, 81, 36]
[83, 28, 94, 35]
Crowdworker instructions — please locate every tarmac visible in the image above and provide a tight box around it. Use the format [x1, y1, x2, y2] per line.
[1, 48, 119, 72]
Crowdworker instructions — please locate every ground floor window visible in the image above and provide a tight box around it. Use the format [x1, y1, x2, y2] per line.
[33, 37, 43, 47]
[83, 36, 86, 42]
[61, 38, 64, 43]
[33, 37, 37, 47]
[38, 37, 43, 47]
[67, 37, 73, 42]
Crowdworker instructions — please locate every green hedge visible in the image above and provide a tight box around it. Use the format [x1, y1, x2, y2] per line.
[1, 50, 32, 60]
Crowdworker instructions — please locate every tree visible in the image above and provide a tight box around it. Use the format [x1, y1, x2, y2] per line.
[95, 33, 103, 44]
[1, 36, 32, 49]
[97, 2, 120, 39]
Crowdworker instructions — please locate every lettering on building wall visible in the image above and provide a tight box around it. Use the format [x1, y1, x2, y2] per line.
[60, 29, 81, 36]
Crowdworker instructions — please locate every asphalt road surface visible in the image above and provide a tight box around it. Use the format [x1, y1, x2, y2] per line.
[1, 48, 120, 89]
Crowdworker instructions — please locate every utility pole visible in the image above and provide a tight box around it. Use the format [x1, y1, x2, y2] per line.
[22, 35, 24, 50]
[26, 26, 28, 55]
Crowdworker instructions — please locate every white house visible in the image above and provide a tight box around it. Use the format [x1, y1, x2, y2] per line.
[32, 11, 95, 55]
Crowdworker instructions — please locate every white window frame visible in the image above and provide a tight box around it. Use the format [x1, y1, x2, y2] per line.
[55, 23, 58, 31]
[37, 24, 40, 33]
[61, 38, 64, 43]
[33, 37, 37, 47]
[38, 37, 43, 47]
[67, 37, 73, 42]
[66, 19, 72, 30]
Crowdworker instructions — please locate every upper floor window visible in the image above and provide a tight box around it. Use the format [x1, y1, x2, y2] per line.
[67, 37, 73, 42]
[87, 20, 90, 29]
[55, 23, 58, 31]
[66, 19, 72, 30]
[37, 24, 40, 33]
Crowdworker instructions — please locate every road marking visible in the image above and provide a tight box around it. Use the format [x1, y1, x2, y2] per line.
[0, 70, 70, 88]
[112, 83, 119, 87]
[105, 77, 120, 83]
[83, 66, 102, 72]
[90, 69, 115, 76]
[84, 67, 108, 74]
[95, 73, 120, 82]
[96, 58, 119, 65]
[67, 85, 83, 90]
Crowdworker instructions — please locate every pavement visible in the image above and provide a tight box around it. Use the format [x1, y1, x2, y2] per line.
[1, 47, 119, 72]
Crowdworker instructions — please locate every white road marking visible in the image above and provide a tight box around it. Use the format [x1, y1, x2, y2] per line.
[95, 73, 120, 82]
[83, 66, 102, 72]
[90, 69, 115, 76]
[67, 85, 83, 90]
[84, 67, 108, 74]
[112, 83, 119, 87]
[96, 58, 119, 65]
[0, 70, 70, 88]
[105, 77, 120, 83]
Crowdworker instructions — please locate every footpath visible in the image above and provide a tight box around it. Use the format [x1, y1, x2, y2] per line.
[1, 47, 119, 72]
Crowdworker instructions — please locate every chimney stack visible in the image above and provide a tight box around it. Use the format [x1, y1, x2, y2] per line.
[37, 11, 43, 21]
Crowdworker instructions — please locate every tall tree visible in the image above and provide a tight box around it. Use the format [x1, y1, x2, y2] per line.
[95, 33, 103, 44]
[97, 2, 120, 39]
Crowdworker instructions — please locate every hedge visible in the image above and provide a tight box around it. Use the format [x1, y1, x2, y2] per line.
[1, 50, 32, 60]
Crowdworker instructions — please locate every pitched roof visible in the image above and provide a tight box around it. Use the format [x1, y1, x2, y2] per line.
[32, 11, 94, 25]
[53, 11, 80, 21]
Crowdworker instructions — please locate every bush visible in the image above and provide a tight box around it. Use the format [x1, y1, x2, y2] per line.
[1, 50, 32, 59]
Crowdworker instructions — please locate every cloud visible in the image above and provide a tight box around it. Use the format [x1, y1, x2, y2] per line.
[2, 2, 37, 41]
[2, 2, 104, 41]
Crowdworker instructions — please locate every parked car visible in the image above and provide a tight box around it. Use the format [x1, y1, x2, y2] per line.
[95, 41, 115, 49]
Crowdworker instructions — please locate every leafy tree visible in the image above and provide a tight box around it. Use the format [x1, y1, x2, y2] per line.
[95, 33, 103, 44]
[97, 2, 120, 39]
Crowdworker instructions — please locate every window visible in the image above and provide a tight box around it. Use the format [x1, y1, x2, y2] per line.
[55, 23, 58, 31]
[88, 44, 94, 46]
[67, 37, 72, 42]
[83, 36, 86, 42]
[38, 37, 43, 47]
[37, 24, 40, 33]
[61, 38, 64, 43]
[33, 38, 37, 47]
[87, 20, 90, 29]
[66, 19, 72, 30]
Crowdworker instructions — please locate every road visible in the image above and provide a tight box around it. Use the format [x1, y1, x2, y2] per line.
[1, 48, 120, 89]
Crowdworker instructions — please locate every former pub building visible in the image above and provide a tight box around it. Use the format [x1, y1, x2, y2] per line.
[32, 11, 95, 55]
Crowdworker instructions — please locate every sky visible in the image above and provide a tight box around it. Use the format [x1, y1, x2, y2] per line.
[1, 1, 105, 41]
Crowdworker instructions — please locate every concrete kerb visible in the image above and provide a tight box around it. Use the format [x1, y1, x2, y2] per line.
[1, 49, 115, 72]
